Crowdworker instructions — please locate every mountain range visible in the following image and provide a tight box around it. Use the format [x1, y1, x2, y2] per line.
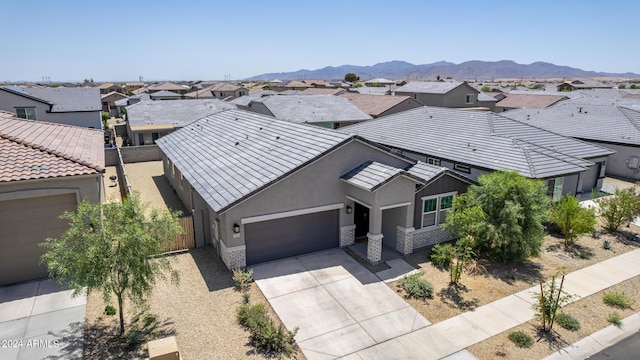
[245, 60, 639, 81]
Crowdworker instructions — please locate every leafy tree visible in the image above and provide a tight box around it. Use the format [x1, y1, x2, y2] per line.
[444, 171, 549, 263]
[481, 86, 491, 92]
[549, 194, 597, 248]
[436, 75, 441, 81]
[619, 84, 627, 89]
[631, 84, 637, 89]
[41, 194, 182, 334]
[595, 187, 640, 232]
[344, 73, 359, 82]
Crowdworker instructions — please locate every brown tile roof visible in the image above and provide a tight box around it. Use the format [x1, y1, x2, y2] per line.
[339, 93, 421, 117]
[495, 94, 569, 109]
[303, 88, 345, 95]
[0, 111, 105, 182]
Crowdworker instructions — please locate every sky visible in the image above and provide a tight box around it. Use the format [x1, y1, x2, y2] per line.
[1, 0, 638, 82]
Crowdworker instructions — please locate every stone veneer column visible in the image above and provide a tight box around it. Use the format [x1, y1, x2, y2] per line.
[366, 233, 383, 263]
[221, 242, 246, 269]
[340, 225, 356, 247]
[396, 226, 415, 255]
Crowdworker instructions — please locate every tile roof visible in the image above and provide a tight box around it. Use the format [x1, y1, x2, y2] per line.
[149, 82, 186, 91]
[406, 162, 447, 183]
[184, 85, 217, 99]
[343, 106, 613, 179]
[341, 161, 406, 191]
[302, 88, 346, 96]
[504, 101, 640, 146]
[249, 95, 372, 123]
[126, 99, 236, 129]
[2, 87, 101, 112]
[210, 83, 244, 92]
[150, 90, 182, 98]
[496, 94, 569, 109]
[339, 93, 422, 117]
[355, 86, 392, 95]
[156, 109, 352, 212]
[101, 91, 128, 100]
[0, 111, 104, 182]
[281, 80, 312, 89]
[395, 81, 468, 94]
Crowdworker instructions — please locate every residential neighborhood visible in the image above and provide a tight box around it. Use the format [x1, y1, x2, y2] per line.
[3, 2, 640, 360]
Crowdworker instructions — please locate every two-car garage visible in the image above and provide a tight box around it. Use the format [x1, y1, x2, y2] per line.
[243, 208, 340, 265]
[0, 193, 77, 285]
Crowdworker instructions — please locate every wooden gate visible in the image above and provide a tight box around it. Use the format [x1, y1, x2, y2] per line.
[165, 216, 196, 253]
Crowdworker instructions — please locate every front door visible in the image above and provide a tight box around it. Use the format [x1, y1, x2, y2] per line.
[354, 203, 370, 240]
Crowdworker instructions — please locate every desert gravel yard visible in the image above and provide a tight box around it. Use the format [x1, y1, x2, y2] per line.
[122, 161, 189, 214]
[84, 246, 304, 359]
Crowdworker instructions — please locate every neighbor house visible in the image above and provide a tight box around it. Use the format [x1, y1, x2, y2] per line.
[209, 83, 248, 99]
[364, 78, 396, 87]
[245, 94, 372, 128]
[125, 82, 145, 92]
[394, 81, 496, 111]
[504, 100, 640, 180]
[98, 82, 124, 94]
[272, 80, 313, 92]
[150, 90, 183, 100]
[557, 79, 613, 92]
[125, 99, 236, 145]
[494, 93, 569, 112]
[0, 86, 102, 129]
[101, 91, 129, 117]
[156, 109, 472, 269]
[148, 82, 188, 95]
[0, 111, 105, 285]
[344, 106, 614, 199]
[339, 93, 424, 118]
[303, 88, 346, 96]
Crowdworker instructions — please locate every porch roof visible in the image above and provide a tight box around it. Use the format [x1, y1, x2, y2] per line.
[341, 161, 423, 192]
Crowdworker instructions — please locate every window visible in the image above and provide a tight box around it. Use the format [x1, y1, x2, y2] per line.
[422, 192, 457, 228]
[465, 94, 475, 104]
[454, 163, 471, 173]
[15, 107, 36, 120]
[546, 177, 564, 202]
[171, 163, 175, 177]
[179, 172, 184, 190]
[427, 157, 441, 166]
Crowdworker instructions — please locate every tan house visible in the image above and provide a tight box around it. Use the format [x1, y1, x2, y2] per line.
[557, 79, 613, 91]
[495, 93, 569, 112]
[272, 80, 313, 92]
[148, 82, 188, 95]
[125, 82, 145, 92]
[101, 91, 129, 116]
[98, 82, 124, 94]
[0, 111, 105, 285]
[339, 92, 424, 118]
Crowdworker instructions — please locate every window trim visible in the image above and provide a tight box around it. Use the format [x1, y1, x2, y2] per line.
[15, 106, 37, 120]
[427, 157, 441, 166]
[547, 177, 564, 202]
[420, 191, 457, 229]
[465, 94, 475, 104]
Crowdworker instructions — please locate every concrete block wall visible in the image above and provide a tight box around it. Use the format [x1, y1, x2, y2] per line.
[221, 242, 246, 269]
[340, 225, 356, 247]
[105, 145, 163, 166]
[411, 227, 454, 249]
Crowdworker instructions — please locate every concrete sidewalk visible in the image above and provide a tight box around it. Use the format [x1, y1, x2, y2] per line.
[359, 249, 640, 359]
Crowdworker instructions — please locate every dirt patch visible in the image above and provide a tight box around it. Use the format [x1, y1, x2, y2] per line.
[392, 223, 640, 324]
[469, 276, 640, 359]
[84, 246, 305, 359]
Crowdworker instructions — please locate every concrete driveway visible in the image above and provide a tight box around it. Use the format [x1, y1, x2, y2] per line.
[0, 279, 86, 360]
[252, 248, 430, 360]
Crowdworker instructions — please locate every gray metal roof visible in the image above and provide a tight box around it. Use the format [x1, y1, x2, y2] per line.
[126, 99, 236, 128]
[504, 101, 640, 146]
[156, 109, 353, 213]
[249, 95, 372, 124]
[341, 161, 404, 191]
[20, 87, 101, 112]
[343, 106, 614, 179]
[395, 81, 467, 95]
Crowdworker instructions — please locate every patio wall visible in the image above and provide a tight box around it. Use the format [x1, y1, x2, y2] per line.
[105, 145, 162, 166]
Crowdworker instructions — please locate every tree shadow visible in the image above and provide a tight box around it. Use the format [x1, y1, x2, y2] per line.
[437, 284, 479, 311]
[534, 326, 571, 352]
[483, 260, 546, 286]
[190, 246, 236, 292]
[81, 309, 176, 359]
[565, 243, 595, 259]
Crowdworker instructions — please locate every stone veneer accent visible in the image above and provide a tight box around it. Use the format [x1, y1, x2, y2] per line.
[340, 225, 356, 247]
[396, 226, 415, 255]
[411, 227, 454, 249]
[366, 233, 384, 263]
[221, 242, 246, 269]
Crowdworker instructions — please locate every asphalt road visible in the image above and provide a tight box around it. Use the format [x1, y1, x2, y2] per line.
[587, 330, 640, 359]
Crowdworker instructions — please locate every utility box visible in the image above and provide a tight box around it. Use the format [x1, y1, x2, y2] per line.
[148, 336, 180, 360]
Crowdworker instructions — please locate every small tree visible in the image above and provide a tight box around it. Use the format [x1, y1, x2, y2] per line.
[619, 84, 627, 89]
[344, 73, 359, 82]
[41, 194, 182, 334]
[481, 86, 491, 92]
[595, 188, 640, 232]
[444, 171, 549, 263]
[549, 194, 597, 248]
[533, 274, 575, 332]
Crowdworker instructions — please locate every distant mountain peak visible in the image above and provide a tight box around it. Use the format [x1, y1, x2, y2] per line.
[245, 60, 638, 81]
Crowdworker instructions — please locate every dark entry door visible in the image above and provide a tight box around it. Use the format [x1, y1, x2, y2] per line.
[354, 203, 370, 239]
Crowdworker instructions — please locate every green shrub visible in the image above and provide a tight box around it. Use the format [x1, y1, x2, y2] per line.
[607, 312, 623, 328]
[481, 86, 491, 92]
[603, 291, 634, 309]
[508, 331, 533, 348]
[104, 305, 116, 316]
[398, 272, 433, 298]
[529, 83, 543, 90]
[619, 84, 627, 89]
[631, 84, 637, 90]
[603, 240, 612, 250]
[121, 329, 144, 349]
[236, 302, 297, 356]
[232, 268, 254, 292]
[101, 111, 110, 121]
[595, 188, 640, 232]
[556, 312, 581, 331]
[430, 243, 451, 267]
